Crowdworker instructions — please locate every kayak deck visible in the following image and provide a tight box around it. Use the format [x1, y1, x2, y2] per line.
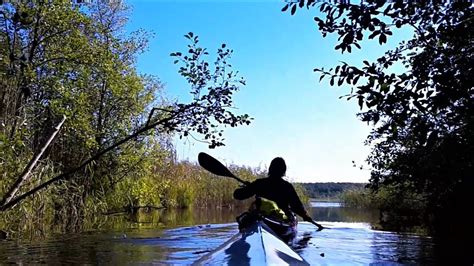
[193, 220, 309, 265]
[263, 216, 297, 243]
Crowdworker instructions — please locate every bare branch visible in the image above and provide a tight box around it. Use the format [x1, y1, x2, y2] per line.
[0, 115, 66, 208]
[0, 112, 179, 211]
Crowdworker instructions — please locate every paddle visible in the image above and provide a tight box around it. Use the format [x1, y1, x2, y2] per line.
[198, 152, 327, 231]
[309, 220, 325, 231]
[197, 152, 250, 185]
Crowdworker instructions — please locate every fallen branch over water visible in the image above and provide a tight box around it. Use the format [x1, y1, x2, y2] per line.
[0, 115, 66, 208]
[0, 112, 179, 212]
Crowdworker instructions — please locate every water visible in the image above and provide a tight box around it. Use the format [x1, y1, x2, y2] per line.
[0, 202, 438, 265]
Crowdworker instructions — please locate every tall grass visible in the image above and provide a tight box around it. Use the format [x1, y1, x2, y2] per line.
[1, 147, 309, 238]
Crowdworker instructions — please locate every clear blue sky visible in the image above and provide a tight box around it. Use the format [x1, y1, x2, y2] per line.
[125, 0, 408, 183]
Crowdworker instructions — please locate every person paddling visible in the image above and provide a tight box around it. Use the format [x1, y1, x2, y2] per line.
[233, 157, 324, 231]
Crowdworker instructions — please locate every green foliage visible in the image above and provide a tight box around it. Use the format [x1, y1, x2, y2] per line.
[167, 33, 252, 148]
[340, 189, 374, 209]
[1, 0, 159, 200]
[300, 183, 367, 199]
[0, 161, 58, 239]
[0, 0, 254, 238]
[340, 183, 429, 234]
[340, 182, 427, 210]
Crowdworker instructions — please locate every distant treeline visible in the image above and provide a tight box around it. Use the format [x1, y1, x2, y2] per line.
[299, 183, 367, 199]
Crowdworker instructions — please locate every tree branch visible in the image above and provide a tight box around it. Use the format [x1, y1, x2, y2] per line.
[0, 111, 179, 211]
[0, 115, 66, 208]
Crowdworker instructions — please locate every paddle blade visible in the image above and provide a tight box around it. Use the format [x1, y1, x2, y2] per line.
[198, 152, 236, 178]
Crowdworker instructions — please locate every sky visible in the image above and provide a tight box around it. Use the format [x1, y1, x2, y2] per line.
[124, 0, 409, 183]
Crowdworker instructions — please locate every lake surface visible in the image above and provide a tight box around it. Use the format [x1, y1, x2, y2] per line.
[0, 201, 439, 265]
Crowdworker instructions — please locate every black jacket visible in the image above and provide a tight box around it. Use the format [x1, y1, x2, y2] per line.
[233, 177, 308, 218]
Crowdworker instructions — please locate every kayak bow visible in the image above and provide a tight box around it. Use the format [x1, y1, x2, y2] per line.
[194, 219, 309, 265]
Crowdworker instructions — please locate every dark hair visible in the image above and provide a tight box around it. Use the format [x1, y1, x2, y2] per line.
[268, 157, 286, 178]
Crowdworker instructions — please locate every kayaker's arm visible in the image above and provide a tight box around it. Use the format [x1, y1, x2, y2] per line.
[233, 181, 257, 200]
[288, 185, 325, 231]
[288, 185, 309, 218]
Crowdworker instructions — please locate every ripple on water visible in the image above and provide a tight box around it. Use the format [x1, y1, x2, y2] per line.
[0, 221, 436, 265]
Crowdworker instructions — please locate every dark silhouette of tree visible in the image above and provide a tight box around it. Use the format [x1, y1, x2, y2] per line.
[283, 1, 473, 262]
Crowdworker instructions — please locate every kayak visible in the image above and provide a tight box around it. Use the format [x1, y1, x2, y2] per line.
[193, 217, 309, 265]
[235, 206, 298, 243]
[262, 216, 297, 243]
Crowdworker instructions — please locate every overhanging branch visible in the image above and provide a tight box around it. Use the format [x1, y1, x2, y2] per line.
[0, 111, 179, 211]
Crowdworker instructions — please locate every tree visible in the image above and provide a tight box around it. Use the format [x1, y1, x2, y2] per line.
[283, 0, 473, 261]
[0, 1, 251, 218]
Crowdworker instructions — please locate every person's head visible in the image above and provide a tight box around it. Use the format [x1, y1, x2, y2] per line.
[268, 157, 286, 178]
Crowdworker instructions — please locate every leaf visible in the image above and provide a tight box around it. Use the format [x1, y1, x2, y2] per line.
[358, 96, 364, 110]
[320, 2, 326, 12]
[291, 4, 297, 15]
[338, 78, 344, 86]
[379, 34, 387, 44]
[353, 75, 360, 85]
[368, 30, 380, 39]
[343, 33, 354, 44]
[383, 5, 391, 15]
[373, 113, 380, 124]
[281, 4, 289, 12]
[367, 99, 378, 108]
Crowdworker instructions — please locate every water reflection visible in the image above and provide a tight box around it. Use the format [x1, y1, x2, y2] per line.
[296, 222, 436, 265]
[224, 234, 251, 265]
[370, 231, 435, 265]
[310, 202, 342, 208]
[310, 205, 379, 224]
[0, 202, 437, 265]
[84, 206, 247, 231]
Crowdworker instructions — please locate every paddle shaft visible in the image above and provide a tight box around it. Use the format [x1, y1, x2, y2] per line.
[226, 173, 248, 185]
[310, 220, 325, 230]
[230, 175, 249, 185]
